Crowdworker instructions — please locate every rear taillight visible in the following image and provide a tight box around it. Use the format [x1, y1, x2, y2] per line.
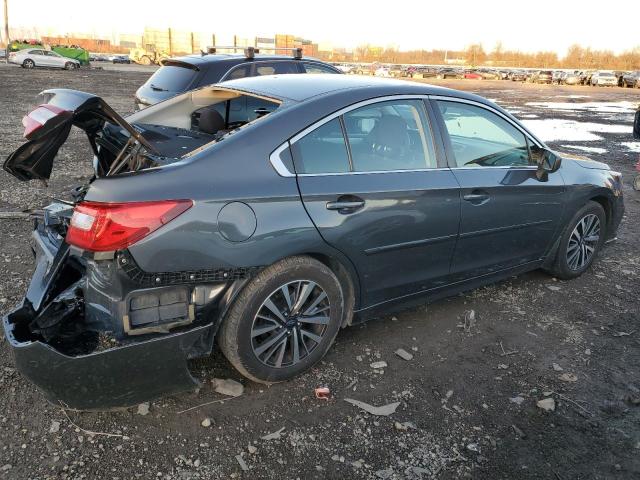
[22, 104, 68, 138]
[65, 200, 193, 252]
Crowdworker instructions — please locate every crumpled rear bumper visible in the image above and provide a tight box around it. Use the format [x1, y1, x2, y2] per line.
[3, 305, 214, 410]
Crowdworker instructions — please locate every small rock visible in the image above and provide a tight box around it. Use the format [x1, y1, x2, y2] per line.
[394, 422, 408, 431]
[394, 349, 413, 361]
[0, 465, 11, 472]
[235, 455, 249, 472]
[585, 349, 591, 355]
[376, 468, 394, 479]
[193, 459, 201, 468]
[547, 285, 561, 291]
[248, 445, 257, 454]
[552, 363, 563, 372]
[512, 424, 526, 438]
[201, 418, 212, 428]
[466, 443, 480, 453]
[497, 363, 509, 370]
[212, 378, 244, 397]
[356, 355, 363, 362]
[370, 361, 387, 369]
[510, 396, 525, 405]
[137, 403, 150, 416]
[559, 373, 578, 383]
[352, 460, 363, 468]
[261, 427, 285, 440]
[391, 317, 398, 322]
[49, 420, 61, 434]
[537, 398, 556, 412]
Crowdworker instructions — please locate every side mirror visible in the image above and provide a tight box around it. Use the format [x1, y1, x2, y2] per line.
[531, 146, 561, 181]
[633, 108, 640, 140]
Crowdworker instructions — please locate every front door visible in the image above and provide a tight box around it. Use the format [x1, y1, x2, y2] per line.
[292, 98, 460, 307]
[434, 99, 565, 279]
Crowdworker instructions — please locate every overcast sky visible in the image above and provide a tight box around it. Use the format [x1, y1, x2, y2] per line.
[5, 0, 639, 55]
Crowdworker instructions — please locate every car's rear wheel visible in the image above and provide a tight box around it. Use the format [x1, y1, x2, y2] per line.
[218, 256, 344, 384]
[547, 201, 606, 280]
[22, 59, 35, 69]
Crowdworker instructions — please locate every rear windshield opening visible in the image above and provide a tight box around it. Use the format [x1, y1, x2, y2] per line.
[144, 64, 199, 92]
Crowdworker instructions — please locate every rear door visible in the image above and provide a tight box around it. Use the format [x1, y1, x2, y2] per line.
[432, 98, 565, 279]
[291, 97, 460, 308]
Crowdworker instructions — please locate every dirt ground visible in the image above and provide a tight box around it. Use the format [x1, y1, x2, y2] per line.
[0, 64, 639, 480]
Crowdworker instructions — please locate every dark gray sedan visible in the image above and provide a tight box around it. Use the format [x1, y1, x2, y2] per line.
[3, 75, 624, 409]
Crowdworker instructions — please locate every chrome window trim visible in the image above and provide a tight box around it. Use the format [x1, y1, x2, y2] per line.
[269, 94, 545, 177]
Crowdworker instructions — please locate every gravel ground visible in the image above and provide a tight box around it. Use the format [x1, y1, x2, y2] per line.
[0, 65, 639, 480]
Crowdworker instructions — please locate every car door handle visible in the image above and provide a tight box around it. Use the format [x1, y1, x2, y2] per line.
[463, 191, 490, 204]
[326, 197, 365, 213]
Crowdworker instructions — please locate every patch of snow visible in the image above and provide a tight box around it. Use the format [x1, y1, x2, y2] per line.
[525, 101, 636, 114]
[522, 119, 631, 142]
[560, 145, 607, 154]
[556, 95, 591, 99]
[621, 142, 640, 153]
[519, 114, 539, 118]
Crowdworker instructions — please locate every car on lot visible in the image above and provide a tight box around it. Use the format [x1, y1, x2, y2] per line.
[2, 75, 624, 409]
[563, 71, 581, 85]
[463, 70, 483, 80]
[508, 70, 527, 82]
[436, 68, 462, 79]
[531, 70, 553, 84]
[135, 49, 342, 109]
[622, 70, 640, 88]
[589, 71, 618, 87]
[8, 48, 80, 70]
[112, 55, 132, 64]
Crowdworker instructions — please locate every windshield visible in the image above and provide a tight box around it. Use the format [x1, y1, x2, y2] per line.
[144, 65, 198, 92]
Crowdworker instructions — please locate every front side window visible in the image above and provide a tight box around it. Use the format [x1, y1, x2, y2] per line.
[302, 63, 337, 74]
[291, 118, 350, 174]
[437, 101, 532, 168]
[343, 99, 436, 172]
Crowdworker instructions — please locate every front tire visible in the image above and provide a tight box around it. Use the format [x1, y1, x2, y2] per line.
[64, 62, 74, 70]
[218, 256, 344, 384]
[547, 201, 606, 280]
[22, 59, 35, 69]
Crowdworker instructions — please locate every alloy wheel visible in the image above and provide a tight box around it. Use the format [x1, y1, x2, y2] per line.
[566, 213, 600, 271]
[251, 280, 330, 368]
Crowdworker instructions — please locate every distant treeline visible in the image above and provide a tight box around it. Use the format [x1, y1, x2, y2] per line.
[327, 43, 640, 70]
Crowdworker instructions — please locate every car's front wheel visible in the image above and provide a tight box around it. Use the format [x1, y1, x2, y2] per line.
[547, 201, 606, 280]
[218, 256, 344, 383]
[22, 59, 35, 69]
[64, 62, 75, 70]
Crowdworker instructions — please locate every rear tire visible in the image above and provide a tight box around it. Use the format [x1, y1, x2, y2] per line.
[22, 59, 35, 69]
[546, 201, 606, 280]
[218, 256, 344, 384]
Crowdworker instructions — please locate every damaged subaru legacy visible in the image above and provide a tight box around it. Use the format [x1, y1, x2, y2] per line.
[3, 75, 624, 410]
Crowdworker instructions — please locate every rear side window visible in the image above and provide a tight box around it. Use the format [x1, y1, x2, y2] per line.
[291, 118, 350, 174]
[437, 101, 531, 168]
[144, 65, 197, 92]
[343, 100, 437, 171]
[224, 64, 252, 81]
[255, 62, 299, 76]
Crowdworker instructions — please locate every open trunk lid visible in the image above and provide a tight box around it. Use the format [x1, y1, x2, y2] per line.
[4, 89, 156, 181]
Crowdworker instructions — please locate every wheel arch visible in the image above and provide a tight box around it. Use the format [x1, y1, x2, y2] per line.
[589, 194, 612, 233]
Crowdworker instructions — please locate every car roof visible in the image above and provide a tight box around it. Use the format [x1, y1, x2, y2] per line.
[217, 73, 492, 105]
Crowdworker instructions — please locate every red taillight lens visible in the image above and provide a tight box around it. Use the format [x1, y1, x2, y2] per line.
[66, 200, 193, 252]
[22, 104, 68, 138]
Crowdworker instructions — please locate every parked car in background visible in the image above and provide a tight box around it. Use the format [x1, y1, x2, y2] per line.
[2, 75, 623, 409]
[578, 70, 595, 85]
[463, 70, 483, 80]
[590, 71, 617, 87]
[135, 49, 342, 108]
[478, 68, 500, 80]
[112, 55, 132, 64]
[437, 68, 461, 79]
[563, 71, 581, 85]
[531, 70, 553, 84]
[374, 66, 391, 77]
[552, 71, 564, 84]
[509, 70, 527, 82]
[622, 71, 640, 88]
[412, 67, 439, 79]
[8, 49, 80, 70]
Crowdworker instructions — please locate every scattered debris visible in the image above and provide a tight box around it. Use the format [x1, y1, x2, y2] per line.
[344, 398, 400, 416]
[49, 421, 61, 434]
[346, 379, 358, 390]
[201, 418, 212, 428]
[248, 445, 257, 454]
[512, 424, 526, 438]
[466, 443, 480, 453]
[547, 285, 561, 291]
[537, 398, 556, 412]
[612, 331, 635, 337]
[498, 363, 509, 370]
[464, 309, 476, 332]
[261, 427, 286, 441]
[559, 373, 578, 383]
[499, 341, 518, 356]
[375, 468, 394, 479]
[510, 396, 525, 405]
[212, 378, 244, 397]
[394, 421, 416, 431]
[136, 402, 150, 416]
[394, 348, 414, 361]
[235, 455, 249, 471]
[315, 387, 331, 400]
[552, 363, 564, 372]
[370, 361, 388, 369]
